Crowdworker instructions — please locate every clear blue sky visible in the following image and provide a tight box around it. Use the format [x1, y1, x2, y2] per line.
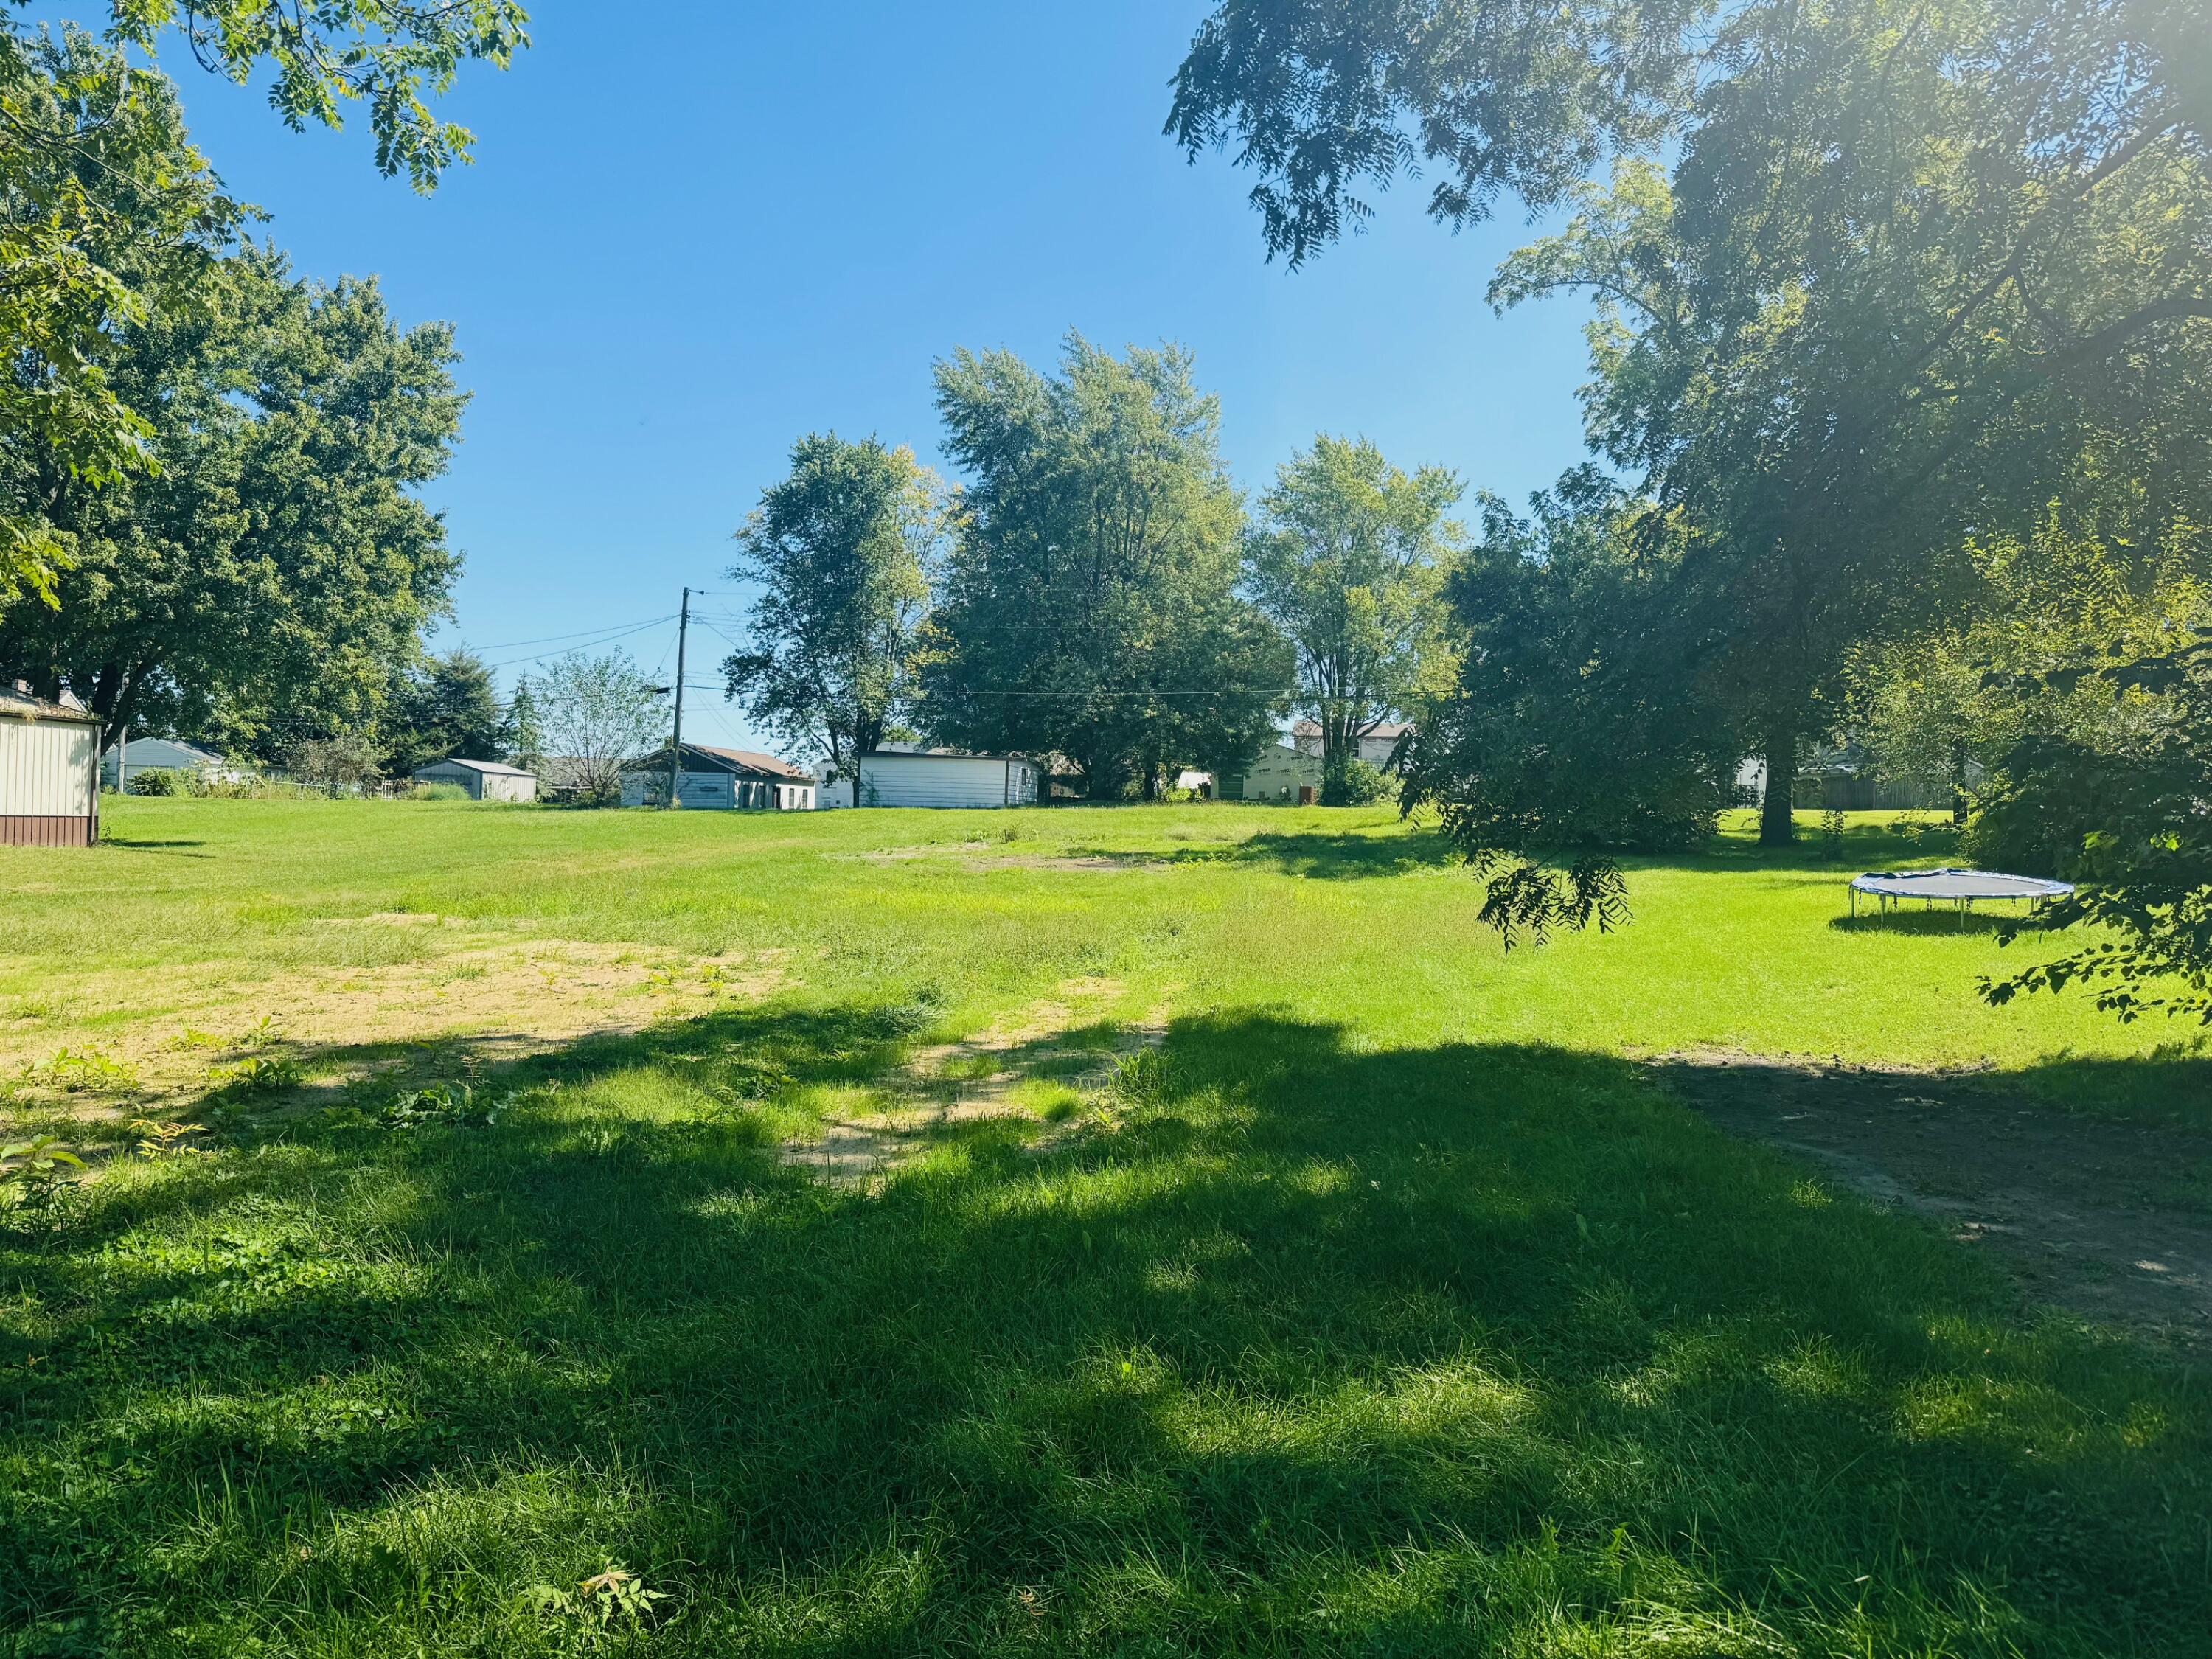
[145, 1, 1597, 752]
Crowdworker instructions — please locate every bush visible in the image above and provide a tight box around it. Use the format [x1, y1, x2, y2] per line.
[1321, 754, 1395, 806]
[128, 768, 181, 796]
[404, 781, 470, 801]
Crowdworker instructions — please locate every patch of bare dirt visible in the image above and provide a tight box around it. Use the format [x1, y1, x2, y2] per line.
[849, 846, 1166, 874]
[1660, 1048, 2212, 1347]
[2, 919, 787, 1121]
[778, 978, 1169, 1186]
[962, 854, 1166, 873]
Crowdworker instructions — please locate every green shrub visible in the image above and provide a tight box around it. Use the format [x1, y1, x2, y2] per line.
[405, 781, 470, 801]
[128, 768, 181, 796]
[1321, 754, 1395, 806]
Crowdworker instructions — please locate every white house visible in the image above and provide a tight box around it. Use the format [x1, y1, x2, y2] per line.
[622, 742, 816, 810]
[411, 757, 538, 802]
[102, 736, 240, 791]
[1290, 720, 1413, 766]
[1218, 741, 1323, 803]
[1, 685, 100, 846]
[815, 749, 1040, 809]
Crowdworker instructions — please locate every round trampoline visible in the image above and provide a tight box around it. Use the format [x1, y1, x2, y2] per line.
[1848, 866, 2074, 923]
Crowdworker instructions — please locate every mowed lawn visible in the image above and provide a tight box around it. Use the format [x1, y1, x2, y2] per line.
[2, 799, 2208, 1656]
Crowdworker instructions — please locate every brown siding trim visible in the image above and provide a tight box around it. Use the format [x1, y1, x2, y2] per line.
[0, 814, 93, 847]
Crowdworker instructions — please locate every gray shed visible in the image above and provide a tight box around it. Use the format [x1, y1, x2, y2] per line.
[412, 757, 538, 802]
[1, 686, 101, 846]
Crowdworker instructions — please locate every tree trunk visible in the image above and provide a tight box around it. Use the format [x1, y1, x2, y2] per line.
[1950, 739, 1969, 829]
[1760, 721, 1798, 846]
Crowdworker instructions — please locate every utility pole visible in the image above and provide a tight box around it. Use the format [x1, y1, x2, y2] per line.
[665, 586, 689, 809]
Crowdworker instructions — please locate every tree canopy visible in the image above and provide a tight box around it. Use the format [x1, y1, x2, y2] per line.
[723, 433, 941, 806]
[925, 335, 1290, 796]
[529, 649, 667, 803]
[1246, 434, 1461, 796]
[1174, 0, 2212, 861]
[0, 245, 467, 754]
[0, 5, 520, 602]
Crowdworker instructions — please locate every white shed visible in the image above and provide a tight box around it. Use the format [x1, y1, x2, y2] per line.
[412, 757, 539, 802]
[1, 686, 100, 846]
[818, 751, 1041, 809]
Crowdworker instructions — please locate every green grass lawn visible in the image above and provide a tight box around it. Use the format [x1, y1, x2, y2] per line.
[2, 799, 2208, 1656]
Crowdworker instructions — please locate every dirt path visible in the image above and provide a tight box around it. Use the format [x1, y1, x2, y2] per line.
[778, 980, 1169, 1186]
[1661, 1052, 2212, 1347]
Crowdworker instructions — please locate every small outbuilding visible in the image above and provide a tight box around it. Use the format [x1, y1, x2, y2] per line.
[412, 757, 539, 802]
[1219, 742, 1323, 803]
[816, 749, 1041, 809]
[1, 684, 101, 846]
[621, 743, 816, 810]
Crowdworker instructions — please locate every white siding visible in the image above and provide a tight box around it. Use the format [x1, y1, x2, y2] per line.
[1, 717, 97, 816]
[1225, 743, 1322, 801]
[858, 755, 1037, 808]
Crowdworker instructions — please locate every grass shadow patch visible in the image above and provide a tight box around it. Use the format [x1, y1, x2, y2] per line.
[5, 1003, 2207, 1655]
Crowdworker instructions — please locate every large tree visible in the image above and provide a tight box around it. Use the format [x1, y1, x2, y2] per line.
[0, 30, 235, 604]
[925, 335, 1290, 797]
[1246, 434, 1461, 794]
[1171, 0, 2212, 845]
[721, 433, 940, 806]
[0, 246, 467, 754]
[0, 6, 522, 601]
[1403, 467, 1739, 851]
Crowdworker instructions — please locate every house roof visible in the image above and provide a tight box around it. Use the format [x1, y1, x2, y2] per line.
[630, 742, 815, 782]
[0, 686, 99, 726]
[417, 757, 534, 777]
[1290, 720, 1413, 740]
[109, 737, 220, 765]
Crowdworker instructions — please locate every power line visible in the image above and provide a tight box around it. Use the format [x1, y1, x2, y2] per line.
[484, 615, 678, 672]
[468, 614, 674, 652]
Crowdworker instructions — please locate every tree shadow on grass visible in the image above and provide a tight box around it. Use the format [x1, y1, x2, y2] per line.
[7, 1005, 2208, 1655]
[1826, 908, 2020, 936]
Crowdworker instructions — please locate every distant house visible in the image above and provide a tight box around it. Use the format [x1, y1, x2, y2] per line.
[622, 743, 816, 810]
[1289, 720, 1413, 766]
[411, 757, 538, 802]
[815, 748, 1041, 809]
[102, 736, 237, 791]
[1738, 743, 1980, 813]
[1218, 742, 1323, 803]
[1, 684, 100, 846]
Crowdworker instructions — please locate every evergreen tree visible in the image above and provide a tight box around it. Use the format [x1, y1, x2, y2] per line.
[507, 677, 545, 771]
[388, 649, 507, 776]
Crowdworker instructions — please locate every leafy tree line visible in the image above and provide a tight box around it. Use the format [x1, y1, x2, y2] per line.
[722, 334, 1466, 801]
[1169, 0, 2212, 977]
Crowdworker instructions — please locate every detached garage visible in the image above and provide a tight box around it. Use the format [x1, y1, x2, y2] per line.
[411, 757, 538, 801]
[1, 686, 100, 846]
[820, 751, 1041, 809]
